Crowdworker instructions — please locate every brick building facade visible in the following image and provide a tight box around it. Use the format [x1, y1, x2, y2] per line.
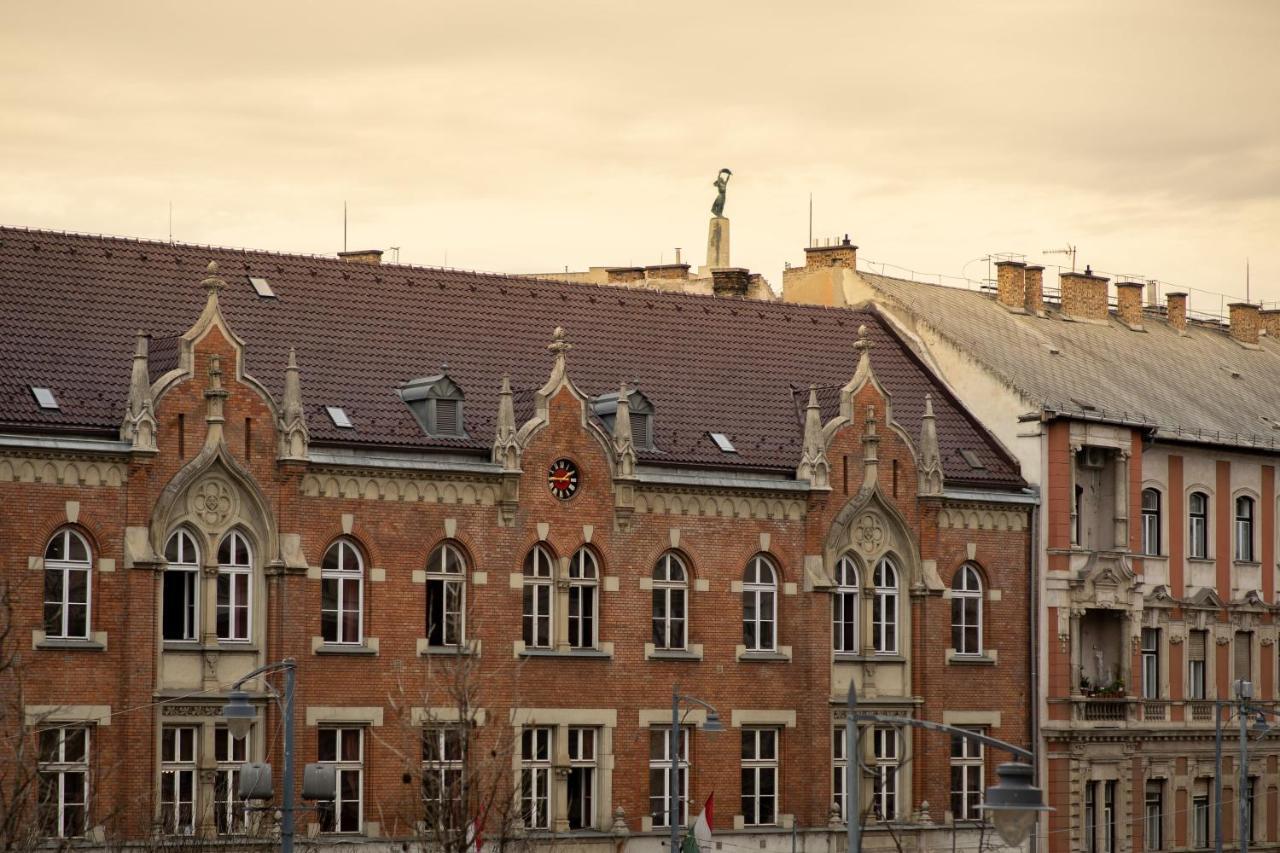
[0, 227, 1032, 852]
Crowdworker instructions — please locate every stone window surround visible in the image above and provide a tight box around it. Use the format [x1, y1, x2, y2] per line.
[509, 708, 617, 834]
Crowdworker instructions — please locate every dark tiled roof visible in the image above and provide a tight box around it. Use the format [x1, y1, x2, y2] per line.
[0, 226, 1022, 488]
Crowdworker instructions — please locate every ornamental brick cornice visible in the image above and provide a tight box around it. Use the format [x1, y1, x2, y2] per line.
[0, 453, 128, 487]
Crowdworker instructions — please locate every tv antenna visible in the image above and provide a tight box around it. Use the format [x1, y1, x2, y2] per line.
[389, 246, 401, 264]
[1043, 244, 1078, 272]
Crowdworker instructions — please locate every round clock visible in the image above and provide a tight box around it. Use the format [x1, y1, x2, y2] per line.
[547, 458, 579, 500]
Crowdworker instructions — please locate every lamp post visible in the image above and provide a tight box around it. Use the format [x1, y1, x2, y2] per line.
[222, 659, 297, 853]
[671, 686, 724, 853]
[845, 679, 1049, 852]
[1214, 679, 1276, 853]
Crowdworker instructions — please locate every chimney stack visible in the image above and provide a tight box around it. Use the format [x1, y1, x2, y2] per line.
[1229, 302, 1261, 346]
[802, 235, 857, 270]
[994, 260, 1026, 310]
[1115, 281, 1145, 329]
[1259, 309, 1280, 339]
[337, 249, 383, 265]
[1167, 292, 1188, 334]
[1023, 265, 1045, 315]
[1059, 268, 1110, 322]
[711, 267, 751, 298]
[605, 266, 645, 284]
[644, 264, 689, 281]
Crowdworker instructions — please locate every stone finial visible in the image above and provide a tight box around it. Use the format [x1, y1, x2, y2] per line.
[277, 347, 309, 461]
[917, 393, 943, 496]
[492, 374, 521, 471]
[862, 405, 879, 487]
[612, 383, 636, 479]
[201, 260, 226, 296]
[796, 385, 830, 490]
[120, 331, 158, 453]
[610, 806, 629, 836]
[547, 326, 572, 357]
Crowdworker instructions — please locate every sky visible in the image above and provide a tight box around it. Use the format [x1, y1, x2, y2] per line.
[2, 0, 1277, 316]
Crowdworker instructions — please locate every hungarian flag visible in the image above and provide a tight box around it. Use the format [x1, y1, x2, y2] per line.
[466, 811, 484, 853]
[680, 793, 714, 853]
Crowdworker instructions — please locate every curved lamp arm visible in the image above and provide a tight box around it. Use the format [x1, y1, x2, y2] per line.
[850, 711, 1033, 763]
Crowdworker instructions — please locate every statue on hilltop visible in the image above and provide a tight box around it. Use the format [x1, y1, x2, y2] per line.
[711, 168, 733, 217]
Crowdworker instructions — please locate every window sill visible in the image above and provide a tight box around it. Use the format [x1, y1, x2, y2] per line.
[1186, 557, 1216, 564]
[216, 643, 259, 652]
[162, 640, 202, 652]
[645, 645, 704, 661]
[418, 639, 481, 657]
[315, 643, 378, 656]
[518, 647, 614, 660]
[946, 650, 997, 666]
[35, 638, 105, 651]
[834, 652, 905, 663]
[1233, 560, 1262, 568]
[736, 646, 792, 663]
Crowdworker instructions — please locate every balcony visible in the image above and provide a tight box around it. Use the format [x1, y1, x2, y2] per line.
[1066, 698, 1280, 727]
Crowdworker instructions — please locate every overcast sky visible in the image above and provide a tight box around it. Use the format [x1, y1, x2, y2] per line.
[2, 1, 1277, 315]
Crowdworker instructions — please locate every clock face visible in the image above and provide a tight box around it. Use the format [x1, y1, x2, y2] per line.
[547, 458, 579, 500]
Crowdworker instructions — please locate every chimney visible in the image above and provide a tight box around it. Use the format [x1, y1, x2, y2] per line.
[337, 249, 383, 265]
[605, 266, 645, 284]
[1229, 302, 1261, 346]
[1059, 268, 1110, 322]
[994, 260, 1026, 310]
[1166, 292, 1188, 334]
[803, 234, 857, 270]
[1115, 281, 1145, 329]
[1259, 309, 1280, 339]
[644, 264, 689, 281]
[710, 267, 750, 297]
[1023, 265, 1045, 315]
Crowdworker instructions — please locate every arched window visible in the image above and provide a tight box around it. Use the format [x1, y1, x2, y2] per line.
[44, 529, 91, 640]
[321, 539, 363, 645]
[1188, 491, 1209, 559]
[426, 542, 466, 647]
[652, 553, 688, 650]
[567, 548, 598, 649]
[216, 531, 252, 642]
[1141, 489, 1161, 556]
[163, 530, 200, 642]
[951, 565, 982, 656]
[742, 556, 777, 652]
[522, 546, 555, 649]
[872, 558, 899, 655]
[1236, 496, 1256, 562]
[833, 555, 859, 653]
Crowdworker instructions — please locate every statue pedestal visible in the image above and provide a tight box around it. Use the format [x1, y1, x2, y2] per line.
[706, 216, 730, 269]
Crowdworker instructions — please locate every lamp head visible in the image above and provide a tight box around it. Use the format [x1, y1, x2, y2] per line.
[221, 689, 257, 739]
[702, 710, 724, 733]
[982, 762, 1051, 846]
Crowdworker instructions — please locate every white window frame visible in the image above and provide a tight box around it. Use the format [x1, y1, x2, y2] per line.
[1192, 792, 1210, 848]
[160, 725, 198, 836]
[216, 531, 253, 643]
[522, 547, 555, 649]
[43, 528, 92, 640]
[951, 564, 982, 656]
[872, 558, 899, 655]
[742, 555, 778, 652]
[214, 726, 250, 835]
[321, 539, 364, 645]
[871, 727, 898, 821]
[740, 728, 779, 827]
[1144, 780, 1163, 851]
[833, 555, 859, 653]
[832, 727, 849, 822]
[426, 542, 466, 647]
[567, 548, 599, 650]
[318, 727, 363, 833]
[649, 726, 689, 829]
[1188, 491, 1209, 559]
[1141, 628, 1160, 700]
[950, 728, 983, 820]
[567, 727, 597, 830]
[652, 552, 688, 650]
[1188, 629, 1207, 700]
[1236, 495, 1256, 562]
[163, 530, 200, 642]
[1141, 489, 1161, 556]
[38, 726, 89, 838]
[520, 727, 552, 830]
[422, 724, 465, 832]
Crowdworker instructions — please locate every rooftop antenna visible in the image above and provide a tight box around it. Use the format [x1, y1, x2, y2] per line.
[1247, 257, 1251, 303]
[389, 246, 400, 264]
[168, 201, 173, 244]
[808, 193, 813, 248]
[343, 201, 348, 252]
[1043, 244, 1077, 272]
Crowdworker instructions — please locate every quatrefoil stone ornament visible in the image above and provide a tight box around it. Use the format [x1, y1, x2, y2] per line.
[189, 478, 235, 527]
[854, 513, 885, 555]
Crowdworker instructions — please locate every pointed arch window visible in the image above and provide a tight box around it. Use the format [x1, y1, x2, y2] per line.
[43, 529, 91, 640]
[652, 553, 688, 650]
[833, 555, 859, 653]
[523, 546, 555, 649]
[872, 558, 899, 655]
[568, 548, 599, 649]
[321, 539, 363, 645]
[951, 564, 982, 656]
[163, 530, 200, 642]
[1236, 496, 1256, 562]
[216, 531, 252, 642]
[743, 556, 778, 652]
[426, 542, 466, 647]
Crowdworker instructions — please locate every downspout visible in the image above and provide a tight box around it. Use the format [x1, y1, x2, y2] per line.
[1028, 492, 1041, 853]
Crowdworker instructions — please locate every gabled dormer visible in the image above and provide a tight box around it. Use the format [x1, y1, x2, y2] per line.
[399, 372, 466, 438]
[590, 387, 655, 451]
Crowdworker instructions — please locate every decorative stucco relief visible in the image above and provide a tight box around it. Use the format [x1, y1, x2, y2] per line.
[188, 477, 237, 528]
[936, 507, 1026, 531]
[300, 473, 498, 507]
[633, 490, 805, 521]
[0, 456, 127, 488]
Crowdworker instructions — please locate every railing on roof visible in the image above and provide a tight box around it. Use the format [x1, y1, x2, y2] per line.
[1042, 400, 1280, 451]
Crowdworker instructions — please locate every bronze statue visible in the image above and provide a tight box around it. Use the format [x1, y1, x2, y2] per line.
[711, 168, 732, 217]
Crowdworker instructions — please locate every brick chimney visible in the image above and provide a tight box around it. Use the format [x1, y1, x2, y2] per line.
[605, 266, 645, 284]
[1167, 292, 1188, 334]
[802, 235, 857, 270]
[337, 249, 383, 265]
[1023, 265, 1045, 315]
[1229, 302, 1261, 346]
[1115, 281, 1144, 329]
[644, 264, 689, 281]
[711, 267, 750, 297]
[995, 261, 1026, 310]
[1260, 309, 1280, 339]
[1060, 268, 1110, 322]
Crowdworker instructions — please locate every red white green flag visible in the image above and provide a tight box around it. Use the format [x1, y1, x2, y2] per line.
[680, 793, 714, 853]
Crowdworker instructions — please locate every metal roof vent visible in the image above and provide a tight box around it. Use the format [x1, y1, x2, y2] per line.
[399, 372, 466, 438]
[590, 388, 654, 450]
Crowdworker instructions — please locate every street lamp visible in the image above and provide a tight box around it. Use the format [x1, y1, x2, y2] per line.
[671, 687, 723, 853]
[981, 762, 1052, 846]
[1213, 680, 1280, 853]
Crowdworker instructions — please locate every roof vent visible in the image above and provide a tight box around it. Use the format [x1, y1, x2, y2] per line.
[30, 386, 59, 410]
[247, 276, 276, 298]
[709, 432, 737, 453]
[399, 372, 466, 438]
[326, 406, 353, 429]
[590, 389, 654, 450]
[1069, 397, 1098, 412]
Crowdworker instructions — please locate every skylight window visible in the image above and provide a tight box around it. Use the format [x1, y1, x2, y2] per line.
[959, 449, 985, 470]
[248, 276, 276, 298]
[31, 386, 59, 410]
[326, 406, 353, 428]
[709, 432, 736, 453]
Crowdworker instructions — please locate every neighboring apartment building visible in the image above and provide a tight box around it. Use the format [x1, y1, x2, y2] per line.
[0, 226, 1032, 851]
[785, 243, 1280, 851]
